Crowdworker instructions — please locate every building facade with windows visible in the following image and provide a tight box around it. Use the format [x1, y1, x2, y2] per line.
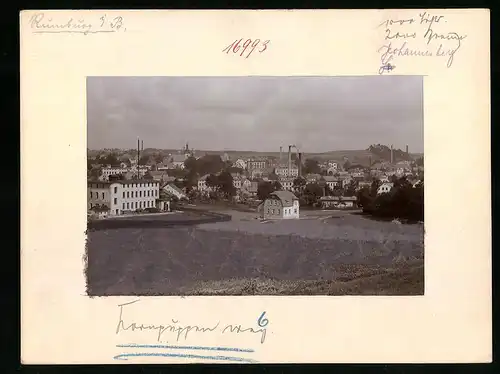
[262, 190, 300, 220]
[100, 167, 129, 181]
[275, 166, 299, 178]
[88, 180, 160, 216]
[247, 159, 267, 170]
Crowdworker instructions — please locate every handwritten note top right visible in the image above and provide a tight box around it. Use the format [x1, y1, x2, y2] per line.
[377, 11, 468, 74]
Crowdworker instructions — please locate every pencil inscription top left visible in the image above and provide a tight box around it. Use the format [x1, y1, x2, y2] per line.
[26, 12, 127, 35]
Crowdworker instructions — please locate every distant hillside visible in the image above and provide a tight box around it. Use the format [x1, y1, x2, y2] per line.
[88, 145, 422, 166]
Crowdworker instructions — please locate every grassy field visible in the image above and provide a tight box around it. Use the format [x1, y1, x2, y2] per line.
[179, 262, 424, 296]
[86, 210, 424, 296]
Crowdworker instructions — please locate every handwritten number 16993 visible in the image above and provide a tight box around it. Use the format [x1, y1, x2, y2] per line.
[223, 39, 270, 58]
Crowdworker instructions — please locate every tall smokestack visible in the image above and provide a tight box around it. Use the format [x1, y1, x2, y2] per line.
[406, 144, 409, 155]
[280, 146, 283, 163]
[298, 152, 302, 177]
[390, 144, 394, 164]
[141, 140, 144, 151]
[137, 138, 140, 179]
[288, 145, 292, 177]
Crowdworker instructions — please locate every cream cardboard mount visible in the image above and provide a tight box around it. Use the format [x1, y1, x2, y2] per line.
[20, 9, 491, 364]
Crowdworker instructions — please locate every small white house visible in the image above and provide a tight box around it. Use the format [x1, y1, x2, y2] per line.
[377, 182, 394, 195]
[262, 190, 300, 220]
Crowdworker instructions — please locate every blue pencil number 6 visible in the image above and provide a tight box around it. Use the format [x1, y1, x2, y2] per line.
[257, 311, 269, 327]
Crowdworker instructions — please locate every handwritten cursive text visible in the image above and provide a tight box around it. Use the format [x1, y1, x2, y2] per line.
[115, 300, 268, 344]
[377, 11, 467, 71]
[29, 12, 126, 35]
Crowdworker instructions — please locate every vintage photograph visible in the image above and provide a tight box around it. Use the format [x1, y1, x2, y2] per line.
[86, 76, 424, 296]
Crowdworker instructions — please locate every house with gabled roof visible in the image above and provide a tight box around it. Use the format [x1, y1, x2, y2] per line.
[162, 182, 188, 200]
[262, 190, 300, 220]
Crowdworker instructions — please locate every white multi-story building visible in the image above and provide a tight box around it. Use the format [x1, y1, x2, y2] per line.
[100, 167, 129, 181]
[278, 177, 294, 191]
[88, 180, 160, 216]
[247, 159, 266, 170]
[275, 166, 299, 178]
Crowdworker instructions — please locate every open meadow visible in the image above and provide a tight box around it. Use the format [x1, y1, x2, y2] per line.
[86, 209, 424, 296]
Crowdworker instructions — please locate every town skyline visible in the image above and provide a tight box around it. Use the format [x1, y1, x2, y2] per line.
[87, 76, 424, 153]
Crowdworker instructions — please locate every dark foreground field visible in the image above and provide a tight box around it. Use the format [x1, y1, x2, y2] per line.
[86, 212, 424, 296]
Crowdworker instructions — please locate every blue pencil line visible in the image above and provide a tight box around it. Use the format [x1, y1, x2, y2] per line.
[116, 343, 255, 353]
[113, 352, 258, 363]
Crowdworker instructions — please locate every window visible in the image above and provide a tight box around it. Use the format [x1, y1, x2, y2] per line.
[127, 202, 129, 209]
[122, 203, 125, 209]
[90, 203, 93, 208]
[294, 208, 297, 214]
[123, 192, 125, 198]
[135, 202, 138, 209]
[114, 187, 118, 193]
[267, 209, 269, 214]
[278, 209, 280, 215]
[101, 192, 104, 199]
[127, 191, 129, 198]
[139, 191, 142, 197]
[114, 198, 117, 204]
[135, 191, 138, 197]
[90, 191, 92, 198]
[272, 209, 275, 214]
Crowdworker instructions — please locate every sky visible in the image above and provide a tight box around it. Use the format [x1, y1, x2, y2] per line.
[86, 76, 423, 153]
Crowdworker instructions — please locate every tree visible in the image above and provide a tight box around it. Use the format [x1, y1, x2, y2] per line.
[271, 181, 282, 191]
[257, 181, 275, 200]
[217, 171, 236, 198]
[206, 174, 219, 190]
[184, 171, 198, 192]
[89, 167, 102, 180]
[155, 153, 164, 163]
[268, 172, 279, 181]
[343, 160, 351, 170]
[173, 178, 184, 189]
[197, 155, 225, 175]
[344, 180, 357, 196]
[97, 153, 120, 166]
[293, 177, 306, 192]
[303, 182, 324, 206]
[143, 172, 154, 180]
[184, 156, 198, 173]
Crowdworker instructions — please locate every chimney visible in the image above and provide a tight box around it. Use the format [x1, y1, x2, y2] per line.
[406, 144, 409, 155]
[137, 138, 140, 179]
[280, 146, 283, 163]
[390, 145, 394, 164]
[298, 152, 303, 177]
[288, 145, 292, 177]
